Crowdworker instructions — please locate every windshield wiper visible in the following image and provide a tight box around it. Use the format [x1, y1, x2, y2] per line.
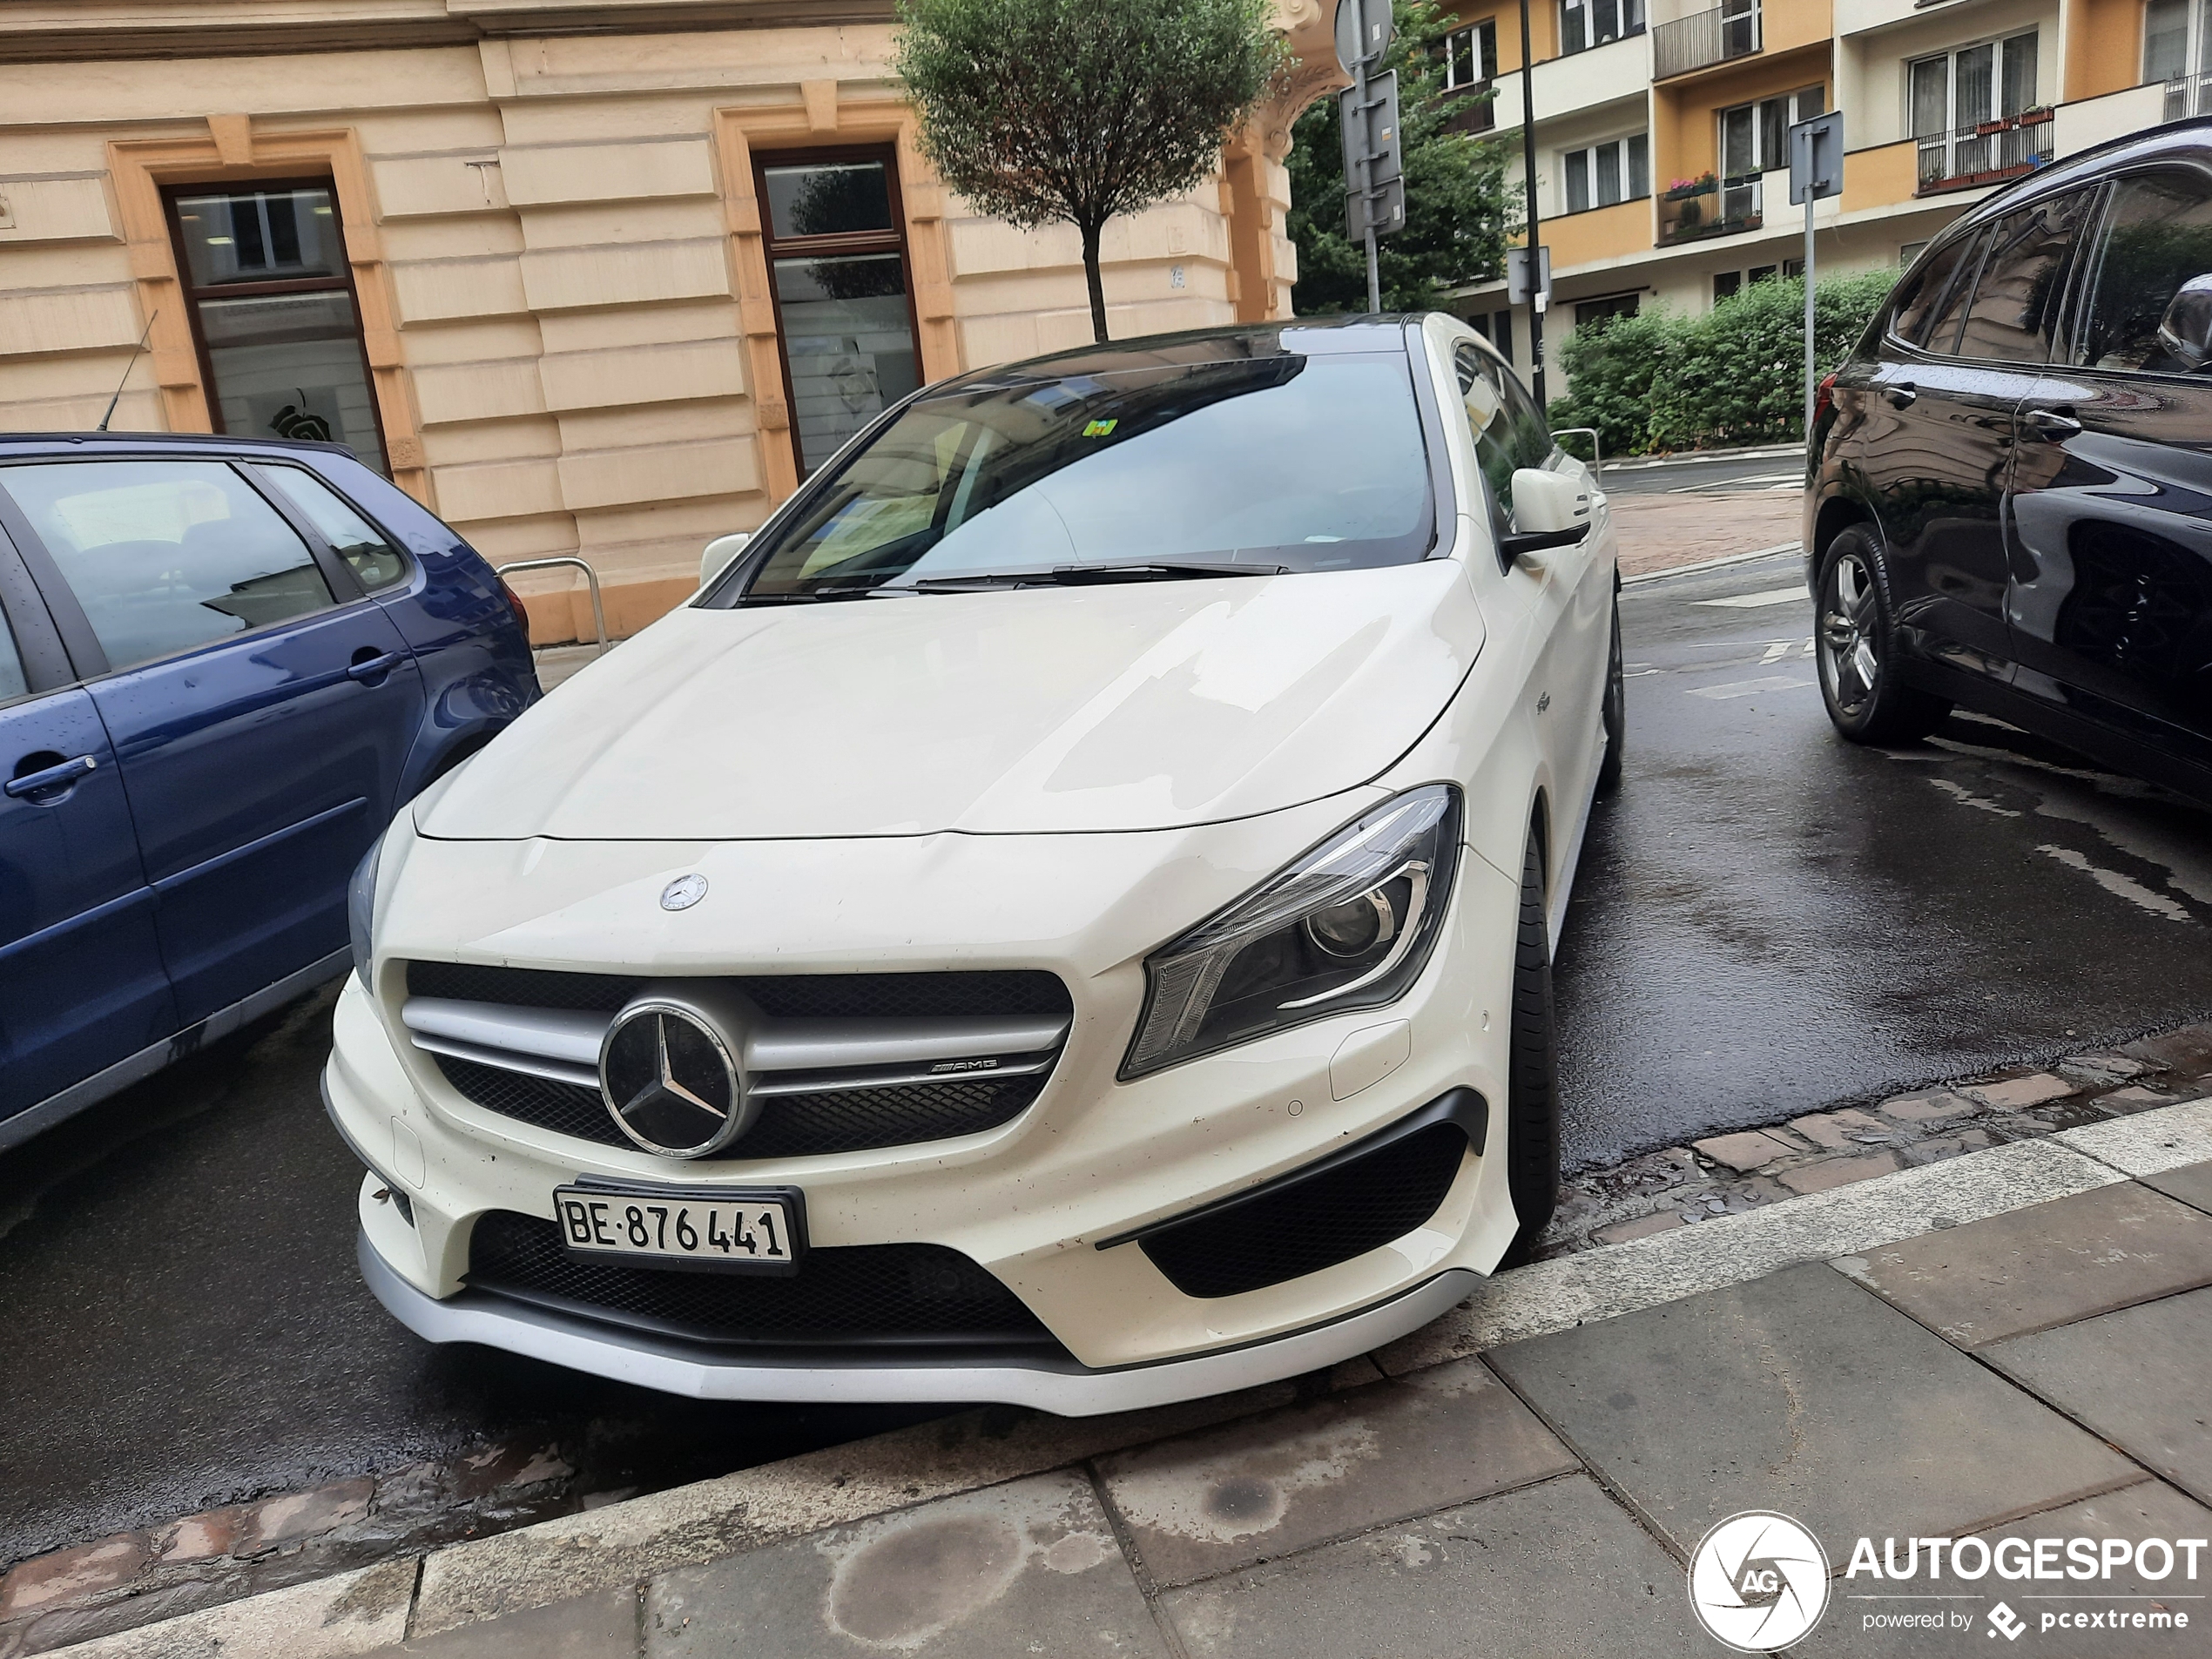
[738, 584, 917, 604]
[902, 561, 1288, 592]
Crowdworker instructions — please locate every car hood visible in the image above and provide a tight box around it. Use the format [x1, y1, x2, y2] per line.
[419, 563, 1482, 840]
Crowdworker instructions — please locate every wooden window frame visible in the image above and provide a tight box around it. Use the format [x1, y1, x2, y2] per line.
[159, 175, 392, 470]
[751, 142, 927, 481]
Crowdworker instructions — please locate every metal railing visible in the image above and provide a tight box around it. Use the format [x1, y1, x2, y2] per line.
[495, 556, 608, 656]
[1653, 0, 1759, 80]
[1913, 110, 2054, 195]
[1552, 427, 1603, 475]
[1657, 173, 1763, 244]
[2164, 72, 2212, 121]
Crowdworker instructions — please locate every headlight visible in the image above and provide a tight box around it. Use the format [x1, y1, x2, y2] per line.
[1122, 785, 1462, 1078]
[347, 834, 384, 992]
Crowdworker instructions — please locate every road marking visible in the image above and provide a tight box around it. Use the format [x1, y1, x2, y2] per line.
[1695, 585, 1809, 609]
[1622, 541, 1802, 585]
[1687, 675, 1812, 698]
[1760, 641, 1793, 663]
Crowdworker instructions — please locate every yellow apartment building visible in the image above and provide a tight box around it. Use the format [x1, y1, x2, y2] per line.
[1441, 0, 2176, 386]
[0, 1, 1345, 642]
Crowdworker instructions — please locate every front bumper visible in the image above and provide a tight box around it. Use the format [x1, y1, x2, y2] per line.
[357, 1228, 1480, 1414]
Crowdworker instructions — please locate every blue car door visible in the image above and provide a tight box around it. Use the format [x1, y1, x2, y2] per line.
[0, 455, 426, 1026]
[0, 521, 175, 1132]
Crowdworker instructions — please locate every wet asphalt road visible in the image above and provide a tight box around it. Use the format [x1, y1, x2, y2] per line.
[6, 545, 2212, 1566]
[1597, 448, 1803, 496]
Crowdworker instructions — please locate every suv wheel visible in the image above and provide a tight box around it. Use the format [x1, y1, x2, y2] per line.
[1816, 525, 1950, 745]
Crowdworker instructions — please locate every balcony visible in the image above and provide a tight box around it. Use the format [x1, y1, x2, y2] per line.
[1658, 172, 1762, 244]
[1653, 1, 1760, 80]
[2163, 72, 2212, 120]
[1914, 108, 2054, 196]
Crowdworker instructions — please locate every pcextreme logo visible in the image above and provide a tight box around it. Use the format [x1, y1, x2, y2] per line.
[1689, 1511, 1832, 1651]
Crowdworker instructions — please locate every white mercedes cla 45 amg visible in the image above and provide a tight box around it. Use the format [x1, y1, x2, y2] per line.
[327, 314, 1622, 1414]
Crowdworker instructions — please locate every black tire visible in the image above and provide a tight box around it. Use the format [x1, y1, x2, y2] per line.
[1815, 524, 1950, 745]
[1502, 833, 1561, 1265]
[1595, 588, 1625, 797]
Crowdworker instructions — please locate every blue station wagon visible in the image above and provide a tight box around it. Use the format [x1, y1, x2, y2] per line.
[0, 432, 540, 1148]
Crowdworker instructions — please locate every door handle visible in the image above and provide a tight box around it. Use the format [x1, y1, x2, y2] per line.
[2023, 406, 2081, 439]
[5, 754, 98, 800]
[346, 649, 406, 685]
[1885, 382, 1917, 409]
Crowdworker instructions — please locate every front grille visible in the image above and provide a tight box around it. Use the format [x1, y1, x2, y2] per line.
[1139, 1121, 1472, 1299]
[432, 1056, 1048, 1158]
[405, 961, 1071, 1021]
[465, 1210, 1062, 1352]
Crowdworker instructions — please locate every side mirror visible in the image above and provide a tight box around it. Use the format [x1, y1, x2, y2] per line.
[2156, 273, 2212, 370]
[1499, 468, 1592, 561]
[699, 531, 752, 589]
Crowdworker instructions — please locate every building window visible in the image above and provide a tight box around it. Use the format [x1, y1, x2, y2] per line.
[756, 146, 924, 476]
[1713, 85, 1823, 227]
[1561, 0, 1646, 56]
[1446, 19, 1498, 87]
[1899, 239, 1929, 269]
[1910, 33, 2047, 188]
[1575, 293, 1640, 331]
[1561, 135, 1651, 212]
[1471, 307, 1516, 365]
[1714, 270, 1742, 302]
[165, 181, 387, 473]
[2146, 0, 2212, 112]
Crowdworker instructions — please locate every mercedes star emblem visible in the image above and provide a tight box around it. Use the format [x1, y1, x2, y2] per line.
[660, 873, 709, 911]
[598, 1000, 747, 1157]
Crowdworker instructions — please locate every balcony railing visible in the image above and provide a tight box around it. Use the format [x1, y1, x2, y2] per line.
[1444, 82, 1497, 135]
[1657, 172, 1762, 244]
[1653, 1, 1760, 80]
[1914, 108, 2054, 195]
[2163, 72, 2212, 120]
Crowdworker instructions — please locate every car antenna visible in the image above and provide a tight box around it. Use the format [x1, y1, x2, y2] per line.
[96, 309, 158, 432]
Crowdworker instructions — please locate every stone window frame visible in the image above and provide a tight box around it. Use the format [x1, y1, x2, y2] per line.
[105, 119, 429, 506]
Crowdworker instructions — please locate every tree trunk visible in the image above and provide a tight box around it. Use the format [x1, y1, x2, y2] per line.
[1082, 220, 1109, 343]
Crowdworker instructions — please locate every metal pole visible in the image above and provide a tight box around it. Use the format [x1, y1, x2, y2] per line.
[1803, 157, 1817, 440]
[1357, 0, 1380, 314]
[1518, 0, 1547, 406]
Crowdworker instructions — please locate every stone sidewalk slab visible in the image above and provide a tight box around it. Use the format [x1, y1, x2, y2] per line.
[642, 1471, 1162, 1659]
[1832, 1184, 2212, 1346]
[1487, 1262, 2141, 1554]
[1984, 1285, 2212, 1507]
[1096, 1357, 1576, 1588]
[365, 1589, 636, 1657]
[2143, 1157, 2212, 1217]
[2057, 1095, 2212, 1177]
[1158, 1474, 1699, 1658]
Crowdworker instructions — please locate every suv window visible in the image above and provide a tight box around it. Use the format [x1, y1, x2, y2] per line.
[253, 464, 408, 590]
[1, 460, 335, 671]
[0, 611, 24, 705]
[2074, 170, 2212, 372]
[1892, 233, 1979, 347]
[1954, 192, 2091, 363]
[1918, 226, 1993, 356]
[1453, 340, 1553, 549]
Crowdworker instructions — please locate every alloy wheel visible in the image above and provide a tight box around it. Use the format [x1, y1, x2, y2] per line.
[1819, 551, 1882, 717]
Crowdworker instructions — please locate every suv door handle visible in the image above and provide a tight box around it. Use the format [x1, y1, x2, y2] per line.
[5, 753, 98, 799]
[346, 649, 406, 685]
[2023, 406, 2081, 439]
[1885, 382, 1917, 409]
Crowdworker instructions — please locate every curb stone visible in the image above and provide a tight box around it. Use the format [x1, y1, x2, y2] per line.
[38, 1093, 2212, 1659]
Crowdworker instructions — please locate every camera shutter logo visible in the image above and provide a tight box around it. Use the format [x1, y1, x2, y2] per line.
[1689, 1511, 1831, 1651]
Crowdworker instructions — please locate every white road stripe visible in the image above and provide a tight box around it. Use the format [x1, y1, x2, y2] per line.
[1695, 585, 1810, 609]
[1687, 675, 1813, 699]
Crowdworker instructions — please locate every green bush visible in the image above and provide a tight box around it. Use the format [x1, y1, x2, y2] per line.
[1550, 267, 1896, 455]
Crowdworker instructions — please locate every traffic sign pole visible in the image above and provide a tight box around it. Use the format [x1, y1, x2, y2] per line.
[1789, 111, 1844, 441]
[1357, 2, 1379, 313]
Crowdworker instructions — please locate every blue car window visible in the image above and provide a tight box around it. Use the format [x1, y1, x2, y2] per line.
[2, 460, 335, 671]
[253, 464, 408, 591]
[0, 610, 24, 705]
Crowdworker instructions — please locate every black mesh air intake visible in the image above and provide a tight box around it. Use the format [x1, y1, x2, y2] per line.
[405, 961, 1071, 1021]
[466, 1210, 1062, 1352]
[1130, 1092, 1486, 1299]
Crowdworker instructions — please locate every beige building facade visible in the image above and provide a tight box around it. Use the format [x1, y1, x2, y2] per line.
[0, 1, 1345, 641]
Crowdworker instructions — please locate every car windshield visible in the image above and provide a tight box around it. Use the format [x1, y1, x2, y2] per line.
[721, 345, 1433, 600]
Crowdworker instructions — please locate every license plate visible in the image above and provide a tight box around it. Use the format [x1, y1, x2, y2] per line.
[553, 1183, 804, 1274]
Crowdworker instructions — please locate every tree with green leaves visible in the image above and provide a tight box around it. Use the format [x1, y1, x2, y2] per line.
[1286, 0, 1514, 313]
[894, 0, 1286, 342]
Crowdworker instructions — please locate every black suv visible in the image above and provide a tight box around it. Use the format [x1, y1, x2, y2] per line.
[1808, 119, 2212, 806]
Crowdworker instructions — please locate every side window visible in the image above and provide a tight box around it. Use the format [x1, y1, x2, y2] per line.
[2074, 171, 2212, 372]
[1919, 226, 1992, 356]
[1453, 341, 1554, 550]
[0, 461, 334, 671]
[0, 611, 25, 705]
[1891, 233, 1977, 347]
[1954, 192, 2092, 363]
[253, 465, 408, 590]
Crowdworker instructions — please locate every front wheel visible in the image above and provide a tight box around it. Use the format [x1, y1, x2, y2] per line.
[1501, 834, 1561, 1265]
[1595, 589, 1624, 797]
[1815, 526, 1950, 745]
